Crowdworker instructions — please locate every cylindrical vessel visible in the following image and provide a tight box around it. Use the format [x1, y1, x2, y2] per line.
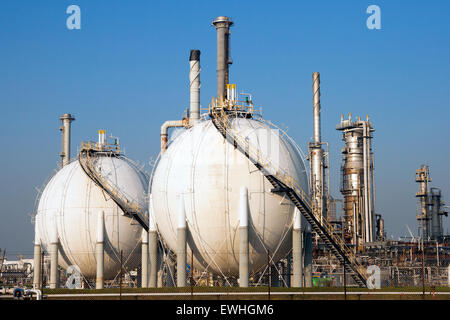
[151, 118, 308, 277]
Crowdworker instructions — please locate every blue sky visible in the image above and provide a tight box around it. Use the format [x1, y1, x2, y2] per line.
[1, 0, 449, 258]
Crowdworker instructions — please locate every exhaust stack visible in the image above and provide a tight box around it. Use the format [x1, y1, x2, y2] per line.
[312, 72, 321, 144]
[309, 73, 327, 221]
[212, 16, 233, 102]
[189, 50, 201, 125]
[59, 113, 75, 168]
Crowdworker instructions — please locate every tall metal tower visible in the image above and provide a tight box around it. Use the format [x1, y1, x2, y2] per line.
[336, 114, 376, 245]
[415, 165, 431, 239]
[308, 72, 328, 222]
[415, 166, 448, 241]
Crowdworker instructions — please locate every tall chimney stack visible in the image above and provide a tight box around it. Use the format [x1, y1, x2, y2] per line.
[312, 72, 321, 144]
[309, 73, 327, 221]
[59, 113, 75, 168]
[212, 16, 233, 102]
[189, 49, 201, 125]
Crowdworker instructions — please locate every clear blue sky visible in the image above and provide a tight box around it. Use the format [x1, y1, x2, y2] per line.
[1, 0, 449, 259]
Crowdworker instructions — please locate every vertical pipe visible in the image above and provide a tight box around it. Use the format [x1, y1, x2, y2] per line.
[366, 122, 374, 242]
[96, 211, 104, 289]
[312, 72, 321, 144]
[239, 186, 249, 287]
[212, 16, 233, 102]
[310, 72, 327, 220]
[59, 113, 75, 167]
[141, 229, 149, 288]
[149, 195, 158, 287]
[49, 218, 59, 289]
[177, 194, 187, 287]
[362, 122, 370, 242]
[292, 207, 303, 287]
[189, 50, 201, 125]
[33, 226, 42, 289]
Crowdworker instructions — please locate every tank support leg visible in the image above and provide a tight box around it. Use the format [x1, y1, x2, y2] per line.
[141, 229, 149, 288]
[96, 211, 104, 289]
[292, 207, 303, 287]
[177, 195, 187, 287]
[239, 186, 249, 287]
[33, 242, 42, 289]
[149, 230, 158, 287]
[50, 241, 59, 289]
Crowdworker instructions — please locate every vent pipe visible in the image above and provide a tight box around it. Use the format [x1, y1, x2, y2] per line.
[212, 16, 233, 102]
[310, 72, 327, 220]
[189, 50, 201, 125]
[59, 113, 75, 167]
[312, 72, 321, 144]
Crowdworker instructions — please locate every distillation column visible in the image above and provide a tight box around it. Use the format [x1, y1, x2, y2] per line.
[239, 187, 249, 287]
[96, 211, 104, 289]
[212, 16, 233, 102]
[337, 115, 375, 245]
[416, 165, 431, 239]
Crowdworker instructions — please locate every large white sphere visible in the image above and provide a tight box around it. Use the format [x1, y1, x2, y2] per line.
[35, 155, 148, 279]
[150, 118, 308, 276]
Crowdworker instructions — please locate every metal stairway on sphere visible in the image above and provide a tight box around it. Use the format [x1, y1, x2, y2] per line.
[210, 107, 368, 287]
[78, 143, 149, 231]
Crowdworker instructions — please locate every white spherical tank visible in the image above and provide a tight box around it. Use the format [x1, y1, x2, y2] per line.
[150, 118, 308, 276]
[35, 155, 148, 279]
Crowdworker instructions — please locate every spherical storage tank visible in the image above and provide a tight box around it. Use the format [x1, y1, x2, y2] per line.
[150, 118, 309, 277]
[35, 146, 148, 279]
